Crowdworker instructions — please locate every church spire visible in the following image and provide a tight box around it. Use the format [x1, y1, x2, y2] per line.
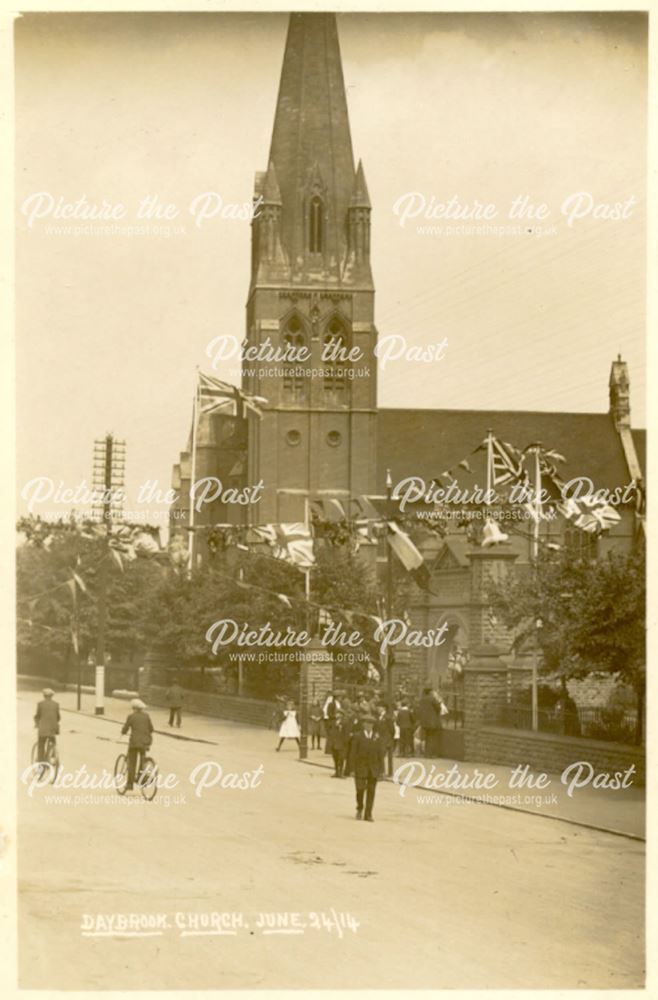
[266, 12, 357, 278]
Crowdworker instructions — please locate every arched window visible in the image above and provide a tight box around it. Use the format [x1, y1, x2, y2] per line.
[282, 315, 307, 400]
[564, 526, 598, 561]
[309, 196, 324, 253]
[323, 317, 348, 397]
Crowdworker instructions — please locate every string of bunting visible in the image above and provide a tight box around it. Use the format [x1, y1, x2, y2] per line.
[17, 516, 164, 606]
[211, 568, 387, 635]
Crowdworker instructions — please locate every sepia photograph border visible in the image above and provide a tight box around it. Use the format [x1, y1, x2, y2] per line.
[1, 0, 656, 998]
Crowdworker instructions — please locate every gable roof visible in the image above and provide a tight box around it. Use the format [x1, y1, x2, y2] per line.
[377, 408, 644, 497]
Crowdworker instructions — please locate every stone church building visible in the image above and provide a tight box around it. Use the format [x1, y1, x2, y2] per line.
[170, 12, 645, 694]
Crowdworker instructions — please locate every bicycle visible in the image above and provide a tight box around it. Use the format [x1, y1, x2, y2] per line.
[31, 735, 60, 782]
[114, 746, 158, 801]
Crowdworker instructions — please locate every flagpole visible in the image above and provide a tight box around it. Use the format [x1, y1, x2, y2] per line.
[304, 495, 311, 606]
[385, 469, 394, 777]
[532, 445, 541, 561]
[299, 495, 311, 761]
[188, 372, 199, 575]
[485, 428, 494, 510]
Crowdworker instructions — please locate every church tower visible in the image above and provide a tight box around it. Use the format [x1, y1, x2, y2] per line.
[245, 12, 378, 522]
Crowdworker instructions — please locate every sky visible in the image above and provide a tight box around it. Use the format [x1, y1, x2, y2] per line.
[15, 11, 647, 524]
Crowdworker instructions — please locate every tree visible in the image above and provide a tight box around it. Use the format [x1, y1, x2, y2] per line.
[17, 519, 165, 676]
[489, 546, 645, 743]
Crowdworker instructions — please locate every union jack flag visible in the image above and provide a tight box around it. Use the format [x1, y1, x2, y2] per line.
[198, 371, 267, 419]
[481, 436, 524, 486]
[249, 522, 315, 570]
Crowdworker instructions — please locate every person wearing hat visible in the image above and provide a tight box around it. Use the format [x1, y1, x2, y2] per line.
[348, 713, 386, 822]
[329, 708, 349, 778]
[342, 706, 360, 778]
[34, 688, 60, 764]
[121, 698, 154, 791]
[165, 680, 184, 728]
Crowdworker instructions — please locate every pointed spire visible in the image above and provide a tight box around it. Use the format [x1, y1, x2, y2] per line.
[262, 161, 282, 204]
[351, 160, 371, 208]
[267, 13, 356, 270]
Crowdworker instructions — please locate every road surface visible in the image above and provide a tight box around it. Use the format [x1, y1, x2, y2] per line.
[17, 697, 644, 989]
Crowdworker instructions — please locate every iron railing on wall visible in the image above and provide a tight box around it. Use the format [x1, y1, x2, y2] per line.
[498, 704, 639, 744]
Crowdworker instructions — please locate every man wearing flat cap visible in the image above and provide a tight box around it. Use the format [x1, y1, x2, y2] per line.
[34, 688, 60, 763]
[121, 698, 154, 791]
[348, 713, 386, 822]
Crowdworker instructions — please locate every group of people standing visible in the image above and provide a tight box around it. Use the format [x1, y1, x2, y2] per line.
[274, 686, 450, 822]
[311, 686, 449, 766]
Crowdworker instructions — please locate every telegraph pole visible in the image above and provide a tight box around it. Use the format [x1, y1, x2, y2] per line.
[72, 583, 81, 710]
[91, 434, 125, 715]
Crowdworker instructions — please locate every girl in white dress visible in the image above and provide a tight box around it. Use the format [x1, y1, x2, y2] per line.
[276, 700, 300, 751]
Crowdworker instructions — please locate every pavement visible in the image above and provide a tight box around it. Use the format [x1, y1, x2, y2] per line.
[16, 689, 645, 989]
[52, 688, 645, 839]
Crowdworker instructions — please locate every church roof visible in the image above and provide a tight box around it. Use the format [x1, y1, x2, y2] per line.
[377, 408, 645, 495]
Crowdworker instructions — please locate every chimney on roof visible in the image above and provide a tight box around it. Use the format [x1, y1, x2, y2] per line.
[609, 354, 631, 430]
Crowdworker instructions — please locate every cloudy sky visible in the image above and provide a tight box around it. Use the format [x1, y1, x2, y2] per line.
[15, 11, 647, 522]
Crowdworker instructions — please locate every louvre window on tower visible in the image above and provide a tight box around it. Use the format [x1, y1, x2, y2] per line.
[323, 317, 348, 397]
[282, 314, 307, 400]
[309, 195, 324, 253]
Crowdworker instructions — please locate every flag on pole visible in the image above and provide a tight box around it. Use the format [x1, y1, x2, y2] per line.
[574, 504, 621, 534]
[533, 445, 623, 536]
[198, 371, 267, 419]
[309, 497, 347, 522]
[488, 437, 524, 486]
[386, 521, 432, 592]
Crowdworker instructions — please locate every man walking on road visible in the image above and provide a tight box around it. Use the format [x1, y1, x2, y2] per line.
[121, 698, 154, 791]
[34, 688, 60, 763]
[349, 713, 385, 822]
[165, 681, 183, 728]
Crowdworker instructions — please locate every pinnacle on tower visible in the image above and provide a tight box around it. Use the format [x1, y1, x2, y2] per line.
[351, 160, 371, 208]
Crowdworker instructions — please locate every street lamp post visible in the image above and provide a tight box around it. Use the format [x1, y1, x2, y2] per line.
[532, 617, 543, 731]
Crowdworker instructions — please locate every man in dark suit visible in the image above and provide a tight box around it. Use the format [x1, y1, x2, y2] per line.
[397, 699, 416, 757]
[121, 699, 154, 791]
[349, 714, 385, 822]
[417, 687, 443, 757]
[343, 710, 360, 778]
[34, 688, 60, 763]
[329, 709, 349, 778]
[165, 681, 183, 728]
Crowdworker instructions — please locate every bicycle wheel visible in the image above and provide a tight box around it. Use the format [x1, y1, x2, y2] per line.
[45, 739, 59, 782]
[139, 757, 158, 801]
[114, 753, 129, 796]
